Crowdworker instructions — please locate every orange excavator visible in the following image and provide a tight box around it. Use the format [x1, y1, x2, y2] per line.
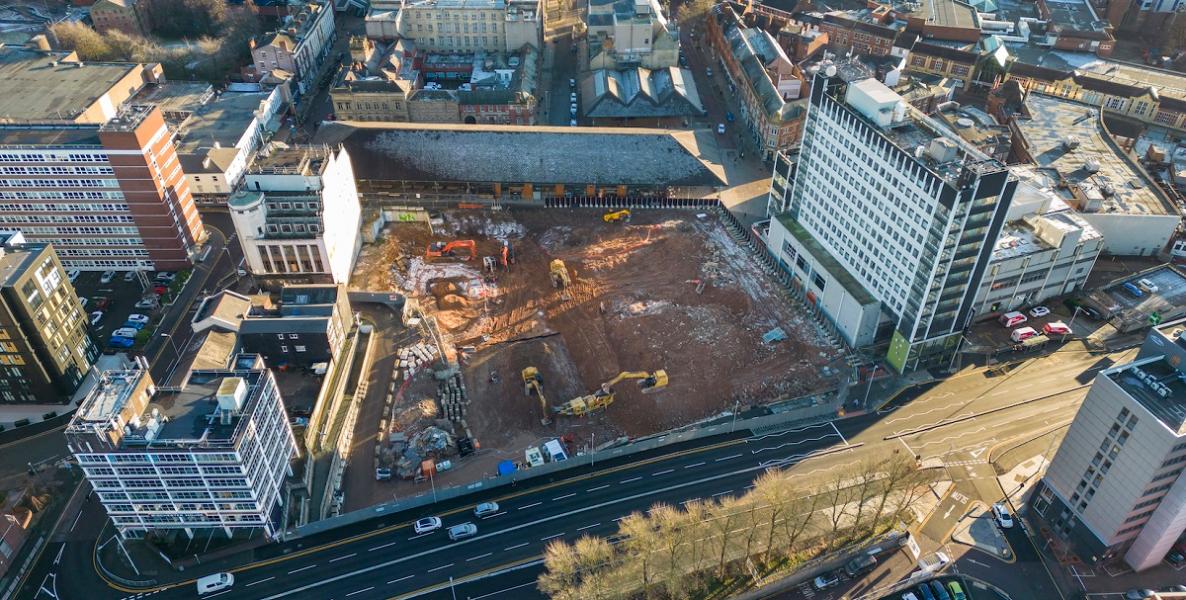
[425, 240, 476, 261]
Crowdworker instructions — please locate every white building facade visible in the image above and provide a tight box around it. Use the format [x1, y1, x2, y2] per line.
[65, 357, 297, 540]
[765, 74, 1017, 372]
[373, 0, 541, 52]
[230, 145, 361, 284]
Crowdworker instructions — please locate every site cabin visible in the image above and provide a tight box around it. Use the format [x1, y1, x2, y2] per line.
[999, 311, 1027, 328]
[543, 439, 568, 462]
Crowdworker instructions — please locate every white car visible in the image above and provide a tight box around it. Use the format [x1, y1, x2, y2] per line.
[570, 119, 577, 126]
[813, 573, 839, 590]
[458, 83, 472, 91]
[474, 502, 499, 517]
[569, 78, 576, 88]
[570, 92, 577, 103]
[67, 270, 81, 283]
[123, 271, 136, 282]
[424, 82, 442, 91]
[414, 516, 442, 534]
[154, 272, 176, 282]
[126, 314, 150, 325]
[447, 522, 477, 541]
[196, 572, 234, 595]
[992, 502, 1014, 529]
[717, 123, 726, 134]
[570, 103, 578, 116]
[1028, 306, 1050, 318]
[90, 311, 104, 326]
[112, 327, 139, 339]
[135, 298, 158, 310]
[706, 67, 713, 77]
[99, 270, 115, 284]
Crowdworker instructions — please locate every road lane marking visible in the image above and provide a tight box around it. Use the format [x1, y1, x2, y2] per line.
[368, 542, 396, 552]
[517, 502, 542, 510]
[898, 437, 914, 456]
[587, 484, 610, 491]
[467, 581, 538, 600]
[466, 553, 493, 562]
[346, 587, 374, 597]
[504, 542, 529, 551]
[388, 575, 414, 584]
[247, 577, 276, 587]
[750, 433, 842, 455]
[552, 493, 576, 501]
[540, 532, 565, 541]
[830, 422, 849, 446]
[620, 476, 642, 483]
[613, 516, 626, 522]
[287, 565, 317, 574]
[407, 532, 433, 540]
[684, 461, 706, 468]
[482, 512, 506, 519]
[712, 490, 733, 497]
[653, 469, 674, 476]
[680, 498, 700, 505]
[329, 553, 356, 563]
[427, 563, 454, 573]
[714, 453, 742, 462]
[576, 523, 600, 531]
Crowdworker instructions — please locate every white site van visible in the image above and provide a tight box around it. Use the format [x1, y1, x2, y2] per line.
[196, 572, 234, 595]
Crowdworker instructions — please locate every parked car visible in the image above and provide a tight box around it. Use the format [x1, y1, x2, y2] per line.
[92, 296, 110, 310]
[569, 78, 575, 88]
[1123, 282, 1144, 297]
[1043, 321, 1072, 336]
[112, 327, 139, 339]
[447, 523, 477, 541]
[196, 573, 234, 596]
[570, 103, 578, 116]
[1010, 327, 1038, 343]
[153, 284, 168, 295]
[726, 111, 734, 122]
[90, 311, 104, 326]
[1125, 590, 1155, 600]
[1138, 278, 1159, 293]
[375, 468, 391, 480]
[67, 269, 81, 283]
[999, 311, 1027, 327]
[812, 573, 840, 590]
[154, 271, 176, 282]
[570, 92, 577, 103]
[844, 553, 877, 576]
[126, 314, 150, 325]
[1166, 550, 1185, 566]
[123, 271, 136, 282]
[992, 502, 1014, 528]
[134, 298, 158, 310]
[121, 320, 145, 331]
[918, 583, 936, 600]
[1028, 305, 1050, 318]
[706, 67, 712, 77]
[109, 335, 135, 349]
[930, 581, 951, 600]
[99, 270, 115, 284]
[474, 502, 500, 517]
[414, 516, 443, 534]
[903, 593, 920, 600]
[717, 123, 725, 134]
[458, 83, 472, 91]
[947, 581, 967, 600]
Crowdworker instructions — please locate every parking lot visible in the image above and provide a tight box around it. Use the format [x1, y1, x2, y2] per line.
[69, 269, 182, 353]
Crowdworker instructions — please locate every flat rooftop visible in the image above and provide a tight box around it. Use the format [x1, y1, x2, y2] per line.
[1103, 265, 1186, 314]
[1075, 60, 1186, 99]
[1108, 357, 1186, 434]
[908, 0, 978, 29]
[0, 243, 43, 286]
[131, 82, 213, 121]
[318, 122, 728, 186]
[145, 373, 257, 442]
[0, 48, 141, 122]
[252, 145, 332, 175]
[1014, 93, 1174, 216]
[776, 213, 875, 306]
[1044, 0, 1107, 32]
[176, 92, 272, 153]
[402, 0, 506, 8]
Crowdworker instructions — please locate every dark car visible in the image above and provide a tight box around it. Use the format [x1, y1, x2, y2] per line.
[1167, 550, 1185, 566]
[930, 581, 951, 600]
[726, 111, 735, 122]
[1125, 590, 1155, 600]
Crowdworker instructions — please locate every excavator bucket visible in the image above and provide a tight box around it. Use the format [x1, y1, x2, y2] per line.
[640, 369, 669, 393]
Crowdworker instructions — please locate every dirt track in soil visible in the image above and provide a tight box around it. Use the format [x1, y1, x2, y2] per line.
[353, 208, 840, 453]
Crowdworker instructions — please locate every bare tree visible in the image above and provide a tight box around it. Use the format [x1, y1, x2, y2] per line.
[823, 473, 855, 551]
[755, 471, 793, 562]
[572, 535, 617, 600]
[650, 503, 690, 598]
[707, 497, 740, 577]
[539, 539, 581, 599]
[50, 22, 116, 61]
[619, 511, 660, 595]
[780, 490, 822, 558]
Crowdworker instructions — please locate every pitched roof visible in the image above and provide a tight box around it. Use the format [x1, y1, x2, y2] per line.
[583, 67, 706, 118]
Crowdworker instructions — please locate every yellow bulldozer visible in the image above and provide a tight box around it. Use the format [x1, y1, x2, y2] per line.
[522, 366, 552, 425]
[549, 259, 571, 289]
[553, 370, 669, 417]
[603, 209, 631, 223]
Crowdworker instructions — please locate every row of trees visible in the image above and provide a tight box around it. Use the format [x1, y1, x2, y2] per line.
[539, 455, 932, 600]
[142, 0, 229, 39]
[49, 4, 259, 82]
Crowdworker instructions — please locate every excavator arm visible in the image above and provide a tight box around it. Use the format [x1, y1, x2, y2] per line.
[521, 367, 551, 425]
[600, 370, 669, 393]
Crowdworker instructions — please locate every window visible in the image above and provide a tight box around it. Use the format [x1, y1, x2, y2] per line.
[280, 345, 288, 352]
[288, 334, 299, 339]
[295, 345, 307, 352]
[812, 273, 826, 291]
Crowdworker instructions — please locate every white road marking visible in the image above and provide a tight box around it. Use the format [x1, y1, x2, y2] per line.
[684, 461, 706, 468]
[467, 581, 538, 600]
[898, 437, 914, 455]
[712, 490, 733, 497]
[653, 469, 675, 476]
[746, 421, 832, 442]
[714, 453, 742, 462]
[482, 512, 507, 519]
[750, 433, 842, 455]
[466, 552, 493, 562]
[247, 577, 276, 587]
[613, 516, 626, 522]
[388, 575, 415, 584]
[552, 493, 576, 501]
[407, 532, 433, 540]
[329, 553, 357, 563]
[427, 563, 454, 573]
[576, 523, 600, 531]
[540, 532, 565, 541]
[368, 542, 396, 552]
[587, 484, 610, 491]
[288, 565, 317, 574]
[504, 542, 529, 551]
[620, 476, 642, 483]
[345, 587, 374, 597]
[203, 591, 233, 599]
[518, 502, 542, 510]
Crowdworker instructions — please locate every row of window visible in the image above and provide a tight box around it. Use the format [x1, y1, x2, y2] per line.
[0, 152, 109, 163]
[0, 203, 129, 212]
[0, 191, 124, 200]
[1, 165, 114, 175]
[0, 178, 118, 188]
[57, 248, 149, 257]
[0, 214, 134, 224]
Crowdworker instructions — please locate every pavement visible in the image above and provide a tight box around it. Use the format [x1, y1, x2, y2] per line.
[11, 338, 1139, 600]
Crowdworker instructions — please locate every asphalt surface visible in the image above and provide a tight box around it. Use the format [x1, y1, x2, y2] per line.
[15, 340, 1133, 600]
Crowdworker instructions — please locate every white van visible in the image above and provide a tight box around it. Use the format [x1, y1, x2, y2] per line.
[196, 572, 234, 595]
[1010, 326, 1038, 343]
[999, 311, 1027, 328]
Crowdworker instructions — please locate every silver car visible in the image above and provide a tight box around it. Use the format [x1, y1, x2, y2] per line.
[447, 523, 477, 541]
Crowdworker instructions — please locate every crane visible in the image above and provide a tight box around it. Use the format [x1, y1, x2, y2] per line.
[522, 366, 552, 425]
[426, 240, 476, 261]
[553, 370, 669, 417]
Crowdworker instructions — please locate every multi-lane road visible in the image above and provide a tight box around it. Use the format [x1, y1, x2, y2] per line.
[18, 340, 1129, 600]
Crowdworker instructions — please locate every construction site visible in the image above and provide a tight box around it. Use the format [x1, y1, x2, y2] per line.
[350, 208, 843, 499]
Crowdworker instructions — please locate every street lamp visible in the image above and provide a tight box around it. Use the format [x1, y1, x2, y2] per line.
[160, 333, 180, 354]
[730, 400, 741, 433]
[862, 364, 879, 409]
[590, 432, 595, 469]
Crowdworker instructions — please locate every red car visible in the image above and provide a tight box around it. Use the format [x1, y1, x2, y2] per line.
[153, 284, 168, 295]
[1043, 321, 1073, 335]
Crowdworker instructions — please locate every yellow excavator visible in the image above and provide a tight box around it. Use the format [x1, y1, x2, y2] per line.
[554, 370, 669, 417]
[603, 209, 631, 223]
[549, 259, 571, 289]
[522, 366, 552, 425]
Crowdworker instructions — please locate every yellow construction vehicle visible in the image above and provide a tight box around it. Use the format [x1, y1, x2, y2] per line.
[549, 259, 571, 289]
[603, 209, 631, 223]
[522, 366, 552, 425]
[553, 370, 669, 417]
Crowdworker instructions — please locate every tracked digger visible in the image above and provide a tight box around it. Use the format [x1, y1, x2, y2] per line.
[522, 366, 552, 425]
[426, 240, 476, 261]
[554, 370, 669, 417]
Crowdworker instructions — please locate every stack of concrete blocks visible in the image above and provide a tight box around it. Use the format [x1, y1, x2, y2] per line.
[436, 371, 472, 440]
[397, 342, 439, 379]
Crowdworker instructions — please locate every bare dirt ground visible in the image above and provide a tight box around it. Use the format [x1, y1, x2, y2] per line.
[351, 208, 841, 491]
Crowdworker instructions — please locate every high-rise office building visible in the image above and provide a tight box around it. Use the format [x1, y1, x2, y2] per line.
[66, 356, 298, 539]
[0, 231, 97, 403]
[764, 73, 1016, 372]
[1033, 323, 1186, 571]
